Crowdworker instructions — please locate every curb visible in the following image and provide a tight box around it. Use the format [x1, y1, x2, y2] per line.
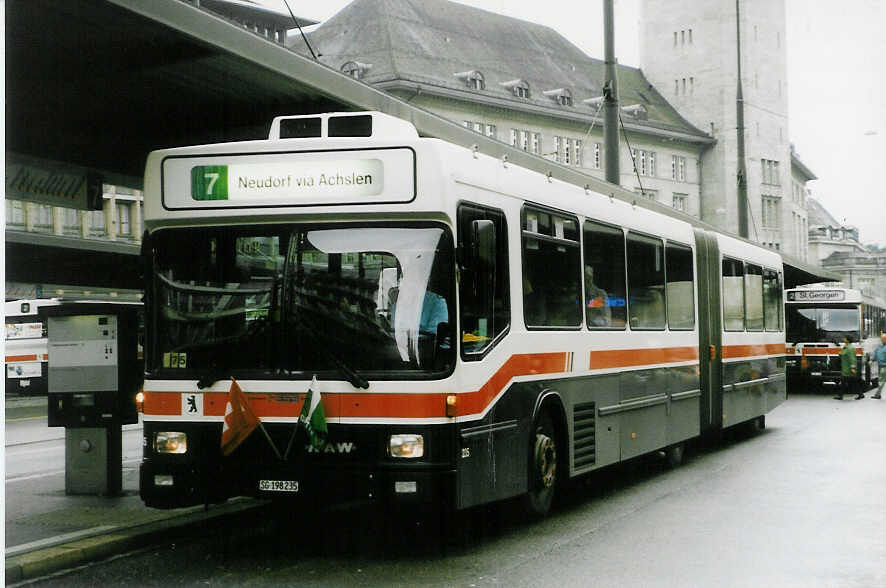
[5, 499, 266, 584]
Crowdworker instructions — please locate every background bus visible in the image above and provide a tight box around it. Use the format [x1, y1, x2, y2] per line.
[138, 111, 786, 515]
[4, 299, 60, 397]
[785, 287, 886, 392]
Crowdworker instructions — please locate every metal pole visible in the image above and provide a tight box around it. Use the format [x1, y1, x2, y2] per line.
[735, 0, 749, 238]
[603, 0, 620, 185]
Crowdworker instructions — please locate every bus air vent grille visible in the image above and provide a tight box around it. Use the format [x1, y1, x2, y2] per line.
[573, 401, 596, 468]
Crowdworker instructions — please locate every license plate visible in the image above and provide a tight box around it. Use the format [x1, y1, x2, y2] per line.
[259, 479, 299, 492]
[811, 372, 822, 376]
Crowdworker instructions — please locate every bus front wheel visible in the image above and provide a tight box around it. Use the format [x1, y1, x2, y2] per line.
[522, 410, 559, 517]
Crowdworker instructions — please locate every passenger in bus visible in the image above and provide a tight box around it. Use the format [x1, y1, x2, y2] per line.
[584, 265, 610, 327]
[834, 336, 863, 400]
[388, 288, 449, 338]
[872, 332, 886, 399]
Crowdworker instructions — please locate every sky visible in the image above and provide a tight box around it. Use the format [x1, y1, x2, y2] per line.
[269, 0, 886, 246]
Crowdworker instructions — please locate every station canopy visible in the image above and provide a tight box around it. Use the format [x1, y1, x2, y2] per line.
[5, 0, 836, 288]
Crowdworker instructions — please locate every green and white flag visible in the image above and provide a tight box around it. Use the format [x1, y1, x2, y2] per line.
[299, 375, 328, 450]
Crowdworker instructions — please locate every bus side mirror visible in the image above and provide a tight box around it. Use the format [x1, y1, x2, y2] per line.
[471, 220, 495, 270]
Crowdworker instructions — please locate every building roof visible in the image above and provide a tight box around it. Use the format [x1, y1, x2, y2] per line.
[291, 0, 711, 142]
[790, 150, 817, 181]
[807, 197, 842, 228]
[200, 0, 317, 28]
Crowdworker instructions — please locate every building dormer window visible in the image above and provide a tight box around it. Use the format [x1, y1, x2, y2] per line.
[501, 79, 530, 99]
[544, 88, 573, 107]
[582, 96, 605, 112]
[341, 61, 372, 80]
[621, 104, 648, 120]
[454, 70, 485, 90]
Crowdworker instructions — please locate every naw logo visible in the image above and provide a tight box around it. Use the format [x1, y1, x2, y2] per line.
[306, 441, 356, 455]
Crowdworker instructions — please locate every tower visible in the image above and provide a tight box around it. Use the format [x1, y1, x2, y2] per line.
[640, 0, 794, 252]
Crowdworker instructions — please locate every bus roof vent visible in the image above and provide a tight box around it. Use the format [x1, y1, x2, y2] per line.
[269, 112, 419, 140]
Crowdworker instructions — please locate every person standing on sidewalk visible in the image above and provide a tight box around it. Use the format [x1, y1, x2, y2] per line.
[835, 336, 863, 400]
[872, 332, 886, 399]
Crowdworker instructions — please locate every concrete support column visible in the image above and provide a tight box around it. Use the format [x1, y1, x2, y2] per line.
[132, 194, 143, 242]
[52, 206, 64, 235]
[104, 187, 117, 241]
[25, 202, 36, 231]
[79, 210, 89, 239]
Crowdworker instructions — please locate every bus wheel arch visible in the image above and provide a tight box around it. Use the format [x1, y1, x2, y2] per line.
[523, 392, 567, 517]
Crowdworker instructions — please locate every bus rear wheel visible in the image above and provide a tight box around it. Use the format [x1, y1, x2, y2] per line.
[522, 411, 559, 517]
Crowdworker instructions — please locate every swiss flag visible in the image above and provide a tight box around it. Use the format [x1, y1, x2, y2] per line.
[220, 378, 260, 456]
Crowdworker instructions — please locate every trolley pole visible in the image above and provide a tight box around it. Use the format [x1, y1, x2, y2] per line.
[735, 0, 749, 238]
[603, 0, 620, 185]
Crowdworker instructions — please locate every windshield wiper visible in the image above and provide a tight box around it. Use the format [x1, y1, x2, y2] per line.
[289, 309, 369, 390]
[326, 349, 370, 390]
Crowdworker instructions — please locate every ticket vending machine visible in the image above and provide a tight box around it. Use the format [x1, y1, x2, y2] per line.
[43, 302, 141, 496]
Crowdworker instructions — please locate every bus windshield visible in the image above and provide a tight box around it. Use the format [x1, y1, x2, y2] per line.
[150, 224, 455, 379]
[785, 305, 860, 345]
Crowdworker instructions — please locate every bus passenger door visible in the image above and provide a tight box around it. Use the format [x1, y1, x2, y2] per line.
[694, 229, 722, 432]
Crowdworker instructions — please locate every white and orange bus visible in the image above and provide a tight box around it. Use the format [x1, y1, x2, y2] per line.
[785, 287, 886, 392]
[138, 111, 786, 514]
[4, 299, 60, 397]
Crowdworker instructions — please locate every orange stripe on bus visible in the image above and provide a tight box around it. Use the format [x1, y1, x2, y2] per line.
[590, 346, 698, 369]
[143, 352, 568, 419]
[143, 393, 182, 416]
[457, 352, 568, 417]
[801, 348, 862, 356]
[721, 344, 785, 359]
[5, 354, 39, 362]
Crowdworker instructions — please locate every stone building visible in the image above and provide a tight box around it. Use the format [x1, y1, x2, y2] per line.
[294, 0, 713, 217]
[296, 0, 817, 253]
[639, 0, 811, 257]
[807, 197, 886, 295]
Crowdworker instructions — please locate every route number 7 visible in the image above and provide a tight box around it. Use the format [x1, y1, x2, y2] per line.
[204, 172, 219, 196]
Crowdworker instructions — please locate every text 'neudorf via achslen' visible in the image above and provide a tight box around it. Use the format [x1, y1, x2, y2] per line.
[237, 171, 374, 190]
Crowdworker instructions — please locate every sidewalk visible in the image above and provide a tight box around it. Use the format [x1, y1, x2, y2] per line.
[4, 396, 49, 421]
[4, 396, 264, 584]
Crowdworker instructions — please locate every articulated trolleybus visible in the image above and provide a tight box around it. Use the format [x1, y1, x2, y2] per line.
[139, 112, 785, 514]
[785, 287, 886, 392]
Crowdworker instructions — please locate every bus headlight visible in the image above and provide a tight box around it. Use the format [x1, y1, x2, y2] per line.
[389, 434, 424, 458]
[154, 431, 188, 454]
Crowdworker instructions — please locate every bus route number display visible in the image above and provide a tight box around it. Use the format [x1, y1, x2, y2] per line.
[191, 160, 383, 201]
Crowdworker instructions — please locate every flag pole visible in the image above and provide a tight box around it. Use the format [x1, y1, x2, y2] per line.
[258, 422, 283, 460]
[284, 376, 313, 460]
[283, 417, 301, 460]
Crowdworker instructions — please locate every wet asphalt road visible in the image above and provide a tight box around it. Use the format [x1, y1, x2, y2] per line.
[25, 393, 886, 587]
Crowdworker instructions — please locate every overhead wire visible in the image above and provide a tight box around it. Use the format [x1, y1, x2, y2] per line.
[282, 0, 318, 61]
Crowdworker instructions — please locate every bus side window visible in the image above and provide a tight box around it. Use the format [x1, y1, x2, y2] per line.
[522, 207, 582, 329]
[583, 220, 627, 329]
[763, 269, 780, 331]
[458, 204, 510, 359]
[627, 232, 666, 330]
[745, 263, 764, 332]
[665, 242, 695, 330]
[722, 258, 745, 331]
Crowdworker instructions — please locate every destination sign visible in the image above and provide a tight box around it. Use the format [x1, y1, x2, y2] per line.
[786, 290, 845, 302]
[161, 148, 415, 210]
[191, 160, 384, 201]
